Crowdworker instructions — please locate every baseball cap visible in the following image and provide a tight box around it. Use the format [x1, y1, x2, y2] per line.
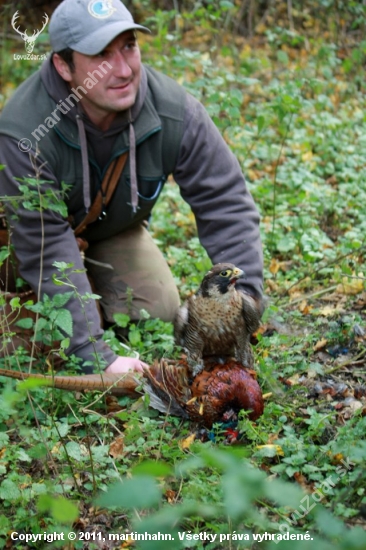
[49, 0, 150, 54]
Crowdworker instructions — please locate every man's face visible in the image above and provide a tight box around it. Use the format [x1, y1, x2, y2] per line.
[55, 31, 141, 127]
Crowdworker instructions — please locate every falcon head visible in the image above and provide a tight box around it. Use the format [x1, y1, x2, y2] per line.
[198, 263, 245, 297]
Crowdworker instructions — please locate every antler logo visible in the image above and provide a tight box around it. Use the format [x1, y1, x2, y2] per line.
[11, 11, 49, 54]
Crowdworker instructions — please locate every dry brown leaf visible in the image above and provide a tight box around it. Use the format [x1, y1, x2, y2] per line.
[299, 300, 312, 315]
[269, 258, 280, 275]
[165, 489, 177, 504]
[109, 436, 125, 459]
[287, 373, 300, 385]
[288, 290, 303, 301]
[347, 400, 363, 413]
[288, 277, 312, 296]
[294, 471, 314, 490]
[328, 452, 345, 464]
[313, 338, 327, 351]
[265, 278, 280, 292]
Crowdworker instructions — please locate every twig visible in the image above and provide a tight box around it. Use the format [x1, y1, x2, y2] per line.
[80, 372, 141, 412]
[287, 0, 294, 30]
[325, 348, 366, 374]
[274, 242, 366, 305]
[286, 285, 338, 306]
[270, 114, 294, 254]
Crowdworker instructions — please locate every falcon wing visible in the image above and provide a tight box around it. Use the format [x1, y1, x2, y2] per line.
[240, 292, 262, 335]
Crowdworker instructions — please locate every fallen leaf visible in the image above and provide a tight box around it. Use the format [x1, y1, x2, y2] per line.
[179, 433, 196, 450]
[317, 305, 338, 316]
[287, 373, 300, 385]
[337, 275, 364, 295]
[347, 400, 363, 413]
[313, 338, 327, 351]
[299, 300, 312, 314]
[109, 436, 124, 459]
[265, 279, 280, 292]
[302, 150, 313, 162]
[256, 444, 284, 456]
[269, 257, 280, 274]
[165, 489, 177, 503]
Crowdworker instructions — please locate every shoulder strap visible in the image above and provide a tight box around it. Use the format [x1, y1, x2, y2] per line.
[74, 152, 128, 236]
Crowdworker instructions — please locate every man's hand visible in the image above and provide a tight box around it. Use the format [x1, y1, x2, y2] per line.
[105, 356, 148, 374]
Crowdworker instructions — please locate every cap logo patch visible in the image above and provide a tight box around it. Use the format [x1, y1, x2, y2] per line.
[88, 0, 116, 19]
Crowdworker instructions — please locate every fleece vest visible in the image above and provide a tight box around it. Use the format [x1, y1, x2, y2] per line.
[0, 65, 186, 242]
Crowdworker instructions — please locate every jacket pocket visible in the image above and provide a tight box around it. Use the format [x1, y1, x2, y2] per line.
[126, 175, 166, 202]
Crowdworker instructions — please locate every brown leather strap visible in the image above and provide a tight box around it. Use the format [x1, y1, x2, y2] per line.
[74, 152, 128, 236]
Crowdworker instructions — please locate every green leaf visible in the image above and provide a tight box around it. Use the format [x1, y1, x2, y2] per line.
[222, 472, 251, 518]
[37, 494, 78, 524]
[65, 441, 82, 462]
[17, 449, 32, 463]
[132, 461, 173, 477]
[0, 514, 10, 532]
[257, 115, 266, 134]
[15, 317, 34, 329]
[129, 328, 141, 346]
[113, 313, 130, 328]
[0, 248, 10, 263]
[28, 444, 49, 459]
[264, 478, 304, 508]
[17, 377, 52, 392]
[51, 308, 73, 336]
[9, 296, 21, 308]
[315, 507, 346, 537]
[139, 308, 151, 320]
[96, 476, 162, 509]
[0, 479, 21, 501]
[51, 291, 74, 308]
[219, 1, 234, 9]
[60, 338, 70, 349]
[34, 317, 48, 332]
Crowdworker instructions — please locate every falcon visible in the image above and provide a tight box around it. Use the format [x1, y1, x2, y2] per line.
[174, 263, 261, 377]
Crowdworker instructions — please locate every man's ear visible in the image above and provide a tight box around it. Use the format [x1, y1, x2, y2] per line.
[52, 53, 73, 82]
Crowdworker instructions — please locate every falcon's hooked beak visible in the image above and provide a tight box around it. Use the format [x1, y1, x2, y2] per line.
[229, 267, 244, 285]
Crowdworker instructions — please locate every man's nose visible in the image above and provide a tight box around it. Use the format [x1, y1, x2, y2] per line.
[112, 51, 132, 78]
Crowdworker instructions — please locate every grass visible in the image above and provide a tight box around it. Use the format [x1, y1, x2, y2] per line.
[0, 6, 366, 549]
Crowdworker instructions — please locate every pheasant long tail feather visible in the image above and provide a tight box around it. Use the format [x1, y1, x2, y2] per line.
[0, 368, 140, 397]
[142, 359, 191, 418]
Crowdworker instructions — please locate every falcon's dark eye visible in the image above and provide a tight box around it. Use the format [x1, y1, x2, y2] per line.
[220, 269, 232, 277]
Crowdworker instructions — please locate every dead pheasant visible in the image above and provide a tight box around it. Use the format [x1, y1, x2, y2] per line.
[143, 357, 263, 427]
[0, 358, 263, 427]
